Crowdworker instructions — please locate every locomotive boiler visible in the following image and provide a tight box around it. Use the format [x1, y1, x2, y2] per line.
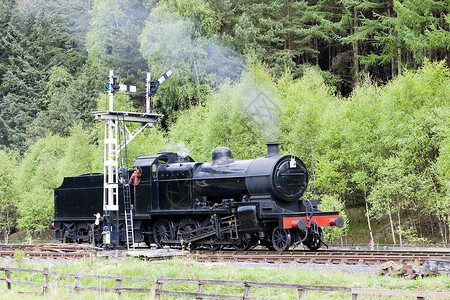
[51, 142, 344, 251]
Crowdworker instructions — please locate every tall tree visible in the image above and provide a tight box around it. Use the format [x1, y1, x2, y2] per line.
[140, 0, 236, 126]
[86, 0, 149, 85]
[0, 3, 85, 151]
[0, 149, 18, 243]
[366, 0, 450, 78]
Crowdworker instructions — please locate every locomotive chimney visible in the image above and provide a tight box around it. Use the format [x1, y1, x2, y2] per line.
[212, 147, 233, 164]
[266, 142, 280, 157]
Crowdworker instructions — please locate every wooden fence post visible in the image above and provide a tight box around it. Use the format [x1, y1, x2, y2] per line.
[116, 273, 122, 297]
[297, 289, 306, 300]
[197, 283, 205, 300]
[243, 283, 251, 299]
[155, 276, 163, 300]
[352, 292, 361, 300]
[43, 267, 49, 295]
[74, 272, 80, 294]
[5, 268, 11, 291]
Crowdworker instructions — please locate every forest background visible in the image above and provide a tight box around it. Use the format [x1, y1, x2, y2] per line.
[0, 0, 449, 247]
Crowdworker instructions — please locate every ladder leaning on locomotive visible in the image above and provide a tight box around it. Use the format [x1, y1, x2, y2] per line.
[50, 142, 344, 251]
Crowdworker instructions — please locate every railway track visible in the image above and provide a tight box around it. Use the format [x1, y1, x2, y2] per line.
[1, 243, 449, 265]
[189, 249, 450, 265]
[0, 243, 99, 259]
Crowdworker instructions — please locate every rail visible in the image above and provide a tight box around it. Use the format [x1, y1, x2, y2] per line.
[191, 249, 450, 265]
[1, 267, 449, 299]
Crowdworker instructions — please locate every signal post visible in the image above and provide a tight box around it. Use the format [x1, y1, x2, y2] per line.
[93, 70, 170, 249]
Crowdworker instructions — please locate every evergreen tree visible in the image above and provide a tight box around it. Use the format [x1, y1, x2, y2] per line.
[86, 0, 149, 86]
[366, 0, 450, 77]
[140, 0, 234, 126]
[0, 4, 85, 152]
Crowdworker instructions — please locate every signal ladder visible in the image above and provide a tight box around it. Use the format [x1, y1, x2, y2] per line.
[117, 114, 134, 250]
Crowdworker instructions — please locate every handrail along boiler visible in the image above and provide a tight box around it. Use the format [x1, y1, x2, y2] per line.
[51, 142, 344, 251]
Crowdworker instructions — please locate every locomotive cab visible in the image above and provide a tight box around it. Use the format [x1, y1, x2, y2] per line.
[132, 153, 195, 213]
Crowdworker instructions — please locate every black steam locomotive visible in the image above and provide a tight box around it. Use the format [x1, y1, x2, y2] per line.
[51, 142, 344, 251]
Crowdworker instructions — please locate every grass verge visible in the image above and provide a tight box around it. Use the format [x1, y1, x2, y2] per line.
[0, 256, 449, 299]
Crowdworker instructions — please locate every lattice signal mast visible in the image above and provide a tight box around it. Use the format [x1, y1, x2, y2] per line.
[93, 69, 171, 249]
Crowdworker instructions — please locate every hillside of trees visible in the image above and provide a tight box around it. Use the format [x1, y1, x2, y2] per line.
[0, 0, 449, 246]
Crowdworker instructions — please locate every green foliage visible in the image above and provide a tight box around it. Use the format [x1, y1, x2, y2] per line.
[86, 0, 148, 84]
[366, 0, 450, 70]
[0, 149, 18, 241]
[436, 135, 450, 198]
[14, 250, 24, 267]
[16, 127, 102, 236]
[123, 126, 169, 167]
[278, 66, 338, 173]
[170, 0, 220, 38]
[367, 156, 409, 220]
[139, 0, 244, 126]
[221, 0, 326, 77]
[168, 81, 266, 161]
[319, 194, 349, 243]
[16, 135, 66, 235]
[167, 60, 276, 161]
[397, 226, 430, 245]
[56, 125, 101, 177]
[18, 187, 54, 237]
[31, 66, 77, 137]
[0, 0, 449, 245]
[0, 2, 88, 152]
[232, 13, 264, 57]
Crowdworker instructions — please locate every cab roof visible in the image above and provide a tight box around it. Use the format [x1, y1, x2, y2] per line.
[132, 152, 194, 167]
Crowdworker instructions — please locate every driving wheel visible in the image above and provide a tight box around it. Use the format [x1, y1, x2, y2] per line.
[178, 218, 199, 249]
[233, 234, 256, 251]
[153, 219, 175, 248]
[271, 226, 292, 252]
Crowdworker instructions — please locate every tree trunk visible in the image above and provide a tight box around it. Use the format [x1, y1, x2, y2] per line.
[397, 30, 402, 74]
[352, 8, 359, 83]
[314, 36, 319, 65]
[362, 180, 374, 249]
[388, 204, 396, 245]
[443, 218, 448, 246]
[431, 216, 434, 236]
[417, 211, 422, 238]
[387, 6, 395, 78]
[397, 208, 402, 247]
[193, 61, 201, 105]
[5, 208, 9, 244]
[287, 0, 291, 50]
[365, 201, 374, 250]
[413, 52, 417, 69]
[328, 45, 331, 69]
[445, 217, 450, 245]
[437, 216, 445, 246]
[391, 57, 395, 78]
